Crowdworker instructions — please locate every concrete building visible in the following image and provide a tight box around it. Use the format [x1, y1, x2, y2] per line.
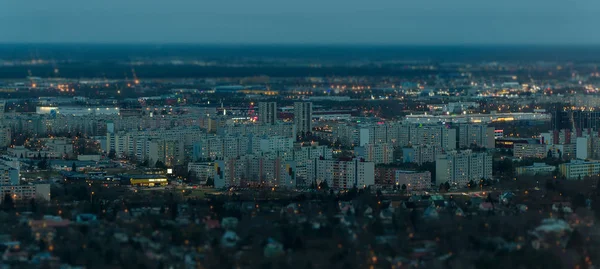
[0, 126, 11, 148]
[576, 137, 591, 160]
[558, 160, 600, 180]
[513, 143, 547, 159]
[294, 102, 313, 135]
[435, 150, 493, 186]
[0, 184, 50, 202]
[516, 163, 557, 176]
[458, 124, 495, 149]
[0, 162, 19, 185]
[257, 136, 294, 153]
[354, 143, 394, 164]
[307, 159, 375, 189]
[258, 102, 277, 125]
[187, 162, 214, 184]
[395, 170, 431, 191]
[397, 123, 456, 151]
[147, 139, 184, 167]
[402, 145, 441, 165]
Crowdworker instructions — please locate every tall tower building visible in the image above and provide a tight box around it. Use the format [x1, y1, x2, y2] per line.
[0, 101, 5, 118]
[294, 102, 313, 135]
[258, 102, 277, 125]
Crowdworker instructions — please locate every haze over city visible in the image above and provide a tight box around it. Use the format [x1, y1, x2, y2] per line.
[2, 0, 600, 44]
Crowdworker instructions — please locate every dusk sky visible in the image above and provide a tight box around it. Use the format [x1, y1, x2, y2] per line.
[1, 0, 599, 44]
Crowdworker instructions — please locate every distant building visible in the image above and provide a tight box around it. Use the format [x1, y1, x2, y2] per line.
[0, 184, 50, 202]
[258, 102, 277, 125]
[436, 150, 493, 186]
[513, 143, 547, 159]
[187, 162, 214, 184]
[294, 102, 313, 135]
[457, 124, 495, 149]
[395, 170, 431, 191]
[0, 126, 10, 148]
[516, 163, 556, 176]
[120, 174, 168, 187]
[307, 159, 375, 189]
[397, 123, 456, 151]
[0, 162, 19, 185]
[558, 160, 600, 180]
[402, 145, 441, 165]
[354, 143, 394, 164]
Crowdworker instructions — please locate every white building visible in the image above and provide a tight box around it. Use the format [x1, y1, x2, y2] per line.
[395, 170, 431, 191]
[516, 163, 556, 176]
[258, 136, 294, 153]
[458, 124, 495, 149]
[402, 145, 441, 165]
[398, 123, 456, 151]
[435, 150, 493, 186]
[559, 160, 600, 180]
[354, 143, 394, 164]
[307, 159, 375, 189]
[0, 162, 19, 185]
[576, 137, 590, 160]
[188, 162, 216, 184]
[0, 184, 51, 202]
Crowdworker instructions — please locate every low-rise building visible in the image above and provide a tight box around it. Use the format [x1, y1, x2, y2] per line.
[394, 170, 431, 191]
[0, 184, 51, 202]
[558, 160, 600, 180]
[513, 143, 547, 159]
[516, 163, 556, 176]
[120, 174, 168, 187]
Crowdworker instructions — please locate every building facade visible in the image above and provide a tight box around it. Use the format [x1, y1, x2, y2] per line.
[435, 150, 493, 186]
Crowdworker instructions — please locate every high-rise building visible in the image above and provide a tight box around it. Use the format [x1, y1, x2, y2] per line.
[258, 102, 277, 125]
[0, 162, 19, 185]
[294, 102, 313, 135]
[307, 159, 374, 189]
[0, 126, 11, 148]
[402, 145, 441, 165]
[355, 143, 394, 164]
[435, 150, 492, 186]
[458, 124, 495, 149]
[397, 123, 456, 151]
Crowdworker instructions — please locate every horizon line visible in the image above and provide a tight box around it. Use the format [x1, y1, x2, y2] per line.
[1, 42, 600, 47]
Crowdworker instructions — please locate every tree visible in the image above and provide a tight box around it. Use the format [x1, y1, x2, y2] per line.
[154, 160, 166, 169]
[38, 159, 48, 170]
[468, 180, 475, 189]
[572, 193, 586, 210]
[29, 198, 37, 213]
[318, 180, 329, 190]
[401, 184, 407, 192]
[72, 162, 77, 172]
[3, 194, 14, 211]
[444, 182, 451, 191]
[206, 178, 214, 187]
[108, 149, 116, 160]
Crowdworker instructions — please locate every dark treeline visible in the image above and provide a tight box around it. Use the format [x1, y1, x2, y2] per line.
[0, 64, 579, 79]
